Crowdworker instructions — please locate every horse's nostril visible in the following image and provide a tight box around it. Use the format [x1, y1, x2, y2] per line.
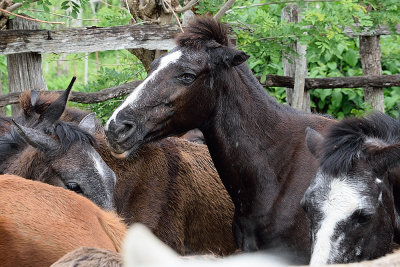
[116, 121, 137, 144]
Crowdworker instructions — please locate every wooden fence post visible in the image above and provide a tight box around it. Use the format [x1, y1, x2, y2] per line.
[359, 35, 385, 112]
[281, 4, 310, 112]
[0, 71, 4, 115]
[281, 5, 296, 106]
[6, 16, 48, 115]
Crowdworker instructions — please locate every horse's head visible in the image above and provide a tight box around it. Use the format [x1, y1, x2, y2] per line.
[303, 113, 400, 265]
[8, 79, 116, 210]
[105, 17, 249, 158]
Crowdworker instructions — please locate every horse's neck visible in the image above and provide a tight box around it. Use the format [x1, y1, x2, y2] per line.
[5, 147, 44, 179]
[201, 65, 305, 214]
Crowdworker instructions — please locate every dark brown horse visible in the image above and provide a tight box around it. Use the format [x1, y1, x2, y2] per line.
[17, 91, 236, 256]
[105, 17, 336, 263]
[304, 112, 400, 265]
[0, 174, 126, 267]
[0, 85, 116, 210]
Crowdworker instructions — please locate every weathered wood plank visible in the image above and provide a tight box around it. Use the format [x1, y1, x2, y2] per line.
[262, 74, 400, 90]
[0, 80, 142, 107]
[0, 24, 180, 55]
[359, 35, 384, 112]
[343, 24, 400, 38]
[281, 4, 297, 106]
[6, 16, 48, 116]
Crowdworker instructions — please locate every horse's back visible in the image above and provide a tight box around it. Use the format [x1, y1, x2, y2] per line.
[0, 174, 126, 267]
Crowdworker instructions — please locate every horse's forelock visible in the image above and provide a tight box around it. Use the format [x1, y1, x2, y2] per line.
[175, 17, 229, 49]
[320, 113, 400, 176]
[53, 121, 97, 152]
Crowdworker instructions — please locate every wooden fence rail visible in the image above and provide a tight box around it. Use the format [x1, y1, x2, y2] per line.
[1, 74, 399, 108]
[1, 23, 399, 55]
[0, 24, 179, 54]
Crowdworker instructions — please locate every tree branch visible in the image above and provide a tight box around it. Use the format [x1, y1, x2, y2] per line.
[0, 8, 64, 24]
[214, 0, 236, 21]
[1, 75, 399, 107]
[227, 0, 341, 14]
[175, 0, 199, 13]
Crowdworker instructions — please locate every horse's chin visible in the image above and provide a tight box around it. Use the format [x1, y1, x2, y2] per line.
[110, 150, 131, 159]
[110, 144, 140, 159]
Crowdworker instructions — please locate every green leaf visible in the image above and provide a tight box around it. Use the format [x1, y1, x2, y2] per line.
[343, 49, 359, 67]
[332, 90, 343, 108]
[71, 10, 78, 19]
[327, 62, 337, 70]
[260, 74, 266, 84]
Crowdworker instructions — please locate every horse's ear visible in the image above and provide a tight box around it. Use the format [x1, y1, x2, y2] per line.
[30, 90, 40, 107]
[79, 112, 96, 135]
[364, 141, 400, 173]
[223, 47, 250, 67]
[38, 76, 76, 124]
[12, 119, 58, 152]
[212, 47, 250, 68]
[305, 127, 324, 158]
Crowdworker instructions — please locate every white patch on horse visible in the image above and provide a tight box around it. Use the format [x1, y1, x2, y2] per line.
[364, 137, 388, 148]
[310, 176, 361, 266]
[105, 50, 182, 130]
[375, 178, 382, 184]
[91, 151, 107, 180]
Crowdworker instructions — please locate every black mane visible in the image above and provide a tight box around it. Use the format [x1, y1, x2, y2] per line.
[51, 121, 96, 151]
[0, 121, 96, 162]
[320, 112, 400, 176]
[175, 17, 230, 49]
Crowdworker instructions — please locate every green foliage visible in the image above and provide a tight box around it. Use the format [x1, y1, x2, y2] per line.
[195, 0, 226, 15]
[96, 4, 131, 27]
[217, 0, 400, 118]
[3, 0, 400, 120]
[74, 67, 138, 124]
[60, 0, 87, 19]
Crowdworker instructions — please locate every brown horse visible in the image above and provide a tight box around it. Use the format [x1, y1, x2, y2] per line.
[0, 86, 116, 210]
[104, 17, 336, 263]
[17, 91, 236, 256]
[0, 174, 126, 267]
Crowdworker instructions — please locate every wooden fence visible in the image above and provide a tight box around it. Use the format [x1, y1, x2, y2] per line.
[1, 16, 400, 111]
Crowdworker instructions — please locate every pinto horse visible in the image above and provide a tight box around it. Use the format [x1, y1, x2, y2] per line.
[0, 82, 116, 210]
[105, 17, 334, 262]
[17, 91, 236, 256]
[0, 174, 126, 267]
[304, 112, 400, 265]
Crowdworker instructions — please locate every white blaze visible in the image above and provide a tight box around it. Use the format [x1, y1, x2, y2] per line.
[105, 50, 182, 130]
[310, 176, 361, 266]
[91, 152, 105, 176]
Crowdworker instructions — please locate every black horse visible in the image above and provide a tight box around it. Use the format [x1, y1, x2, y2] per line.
[304, 112, 400, 265]
[105, 17, 335, 263]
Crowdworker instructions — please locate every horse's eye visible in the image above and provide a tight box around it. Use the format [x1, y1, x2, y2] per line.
[177, 73, 196, 84]
[352, 209, 373, 226]
[66, 182, 83, 194]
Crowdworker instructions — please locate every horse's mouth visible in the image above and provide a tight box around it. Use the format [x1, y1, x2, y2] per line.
[109, 143, 141, 159]
[110, 150, 131, 159]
